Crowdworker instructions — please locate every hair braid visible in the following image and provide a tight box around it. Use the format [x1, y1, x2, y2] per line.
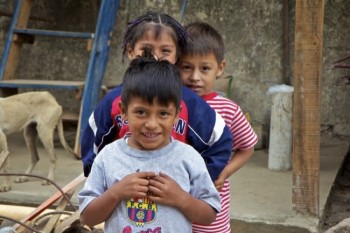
[121, 11, 191, 60]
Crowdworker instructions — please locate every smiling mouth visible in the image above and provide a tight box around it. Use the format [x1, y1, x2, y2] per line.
[142, 132, 160, 138]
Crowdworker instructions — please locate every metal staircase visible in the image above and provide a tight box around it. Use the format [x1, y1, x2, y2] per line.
[0, 0, 120, 153]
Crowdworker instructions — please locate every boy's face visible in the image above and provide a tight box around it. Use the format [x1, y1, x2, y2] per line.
[127, 28, 178, 64]
[119, 97, 180, 150]
[178, 53, 225, 96]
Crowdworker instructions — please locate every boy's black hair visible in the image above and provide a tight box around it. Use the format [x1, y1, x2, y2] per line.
[121, 49, 182, 111]
[184, 21, 225, 63]
[121, 11, 191, 61]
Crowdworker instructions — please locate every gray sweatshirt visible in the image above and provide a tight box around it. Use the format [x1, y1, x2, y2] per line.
[79, 137, 221, 233]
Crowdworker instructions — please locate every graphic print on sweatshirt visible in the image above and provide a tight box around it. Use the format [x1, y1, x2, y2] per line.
[122, 194, 161, 233]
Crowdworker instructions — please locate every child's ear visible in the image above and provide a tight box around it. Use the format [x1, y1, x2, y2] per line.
[119, 101, 128, 120]
[217, 59, 226, 77]
[127, 44, 134, 60]
[174, 105, 182, 124]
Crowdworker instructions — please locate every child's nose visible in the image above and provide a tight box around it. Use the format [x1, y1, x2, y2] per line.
[145, 117, 157, 129]
[191, 70, 201, 81]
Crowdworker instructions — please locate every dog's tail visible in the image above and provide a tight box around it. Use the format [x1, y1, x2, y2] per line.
[57, 118, 81, 160]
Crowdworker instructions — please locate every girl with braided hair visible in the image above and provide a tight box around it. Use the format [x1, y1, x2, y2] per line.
[121, 11, 189, 63]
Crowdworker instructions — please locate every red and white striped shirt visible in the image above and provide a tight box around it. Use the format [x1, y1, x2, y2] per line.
[203, 92, 258, 151]
[193, 91, 258, 233]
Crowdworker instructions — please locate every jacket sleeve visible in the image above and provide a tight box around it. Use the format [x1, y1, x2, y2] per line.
[182, 87, 233, 181]
[200, 124, 233, 181]
[80, 87, 121, 177]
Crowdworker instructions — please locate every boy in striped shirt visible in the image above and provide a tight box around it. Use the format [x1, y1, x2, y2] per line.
[178, 21, 258, 233]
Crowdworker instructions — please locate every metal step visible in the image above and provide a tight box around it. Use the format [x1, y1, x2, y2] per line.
[0, 79, 84, 90]
[14, 28, 94, 39]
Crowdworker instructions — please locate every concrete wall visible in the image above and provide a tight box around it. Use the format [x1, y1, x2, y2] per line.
[1, 0, 349, 146]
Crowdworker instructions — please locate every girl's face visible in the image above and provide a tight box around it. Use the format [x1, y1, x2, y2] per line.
[120, 97, 179, 150]
[127, 27, 178, 64]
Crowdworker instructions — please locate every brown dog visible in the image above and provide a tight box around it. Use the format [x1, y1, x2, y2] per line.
[0, 91, 79, 192]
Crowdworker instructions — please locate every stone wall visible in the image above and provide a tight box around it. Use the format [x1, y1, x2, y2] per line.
[1, 0, 349, 146]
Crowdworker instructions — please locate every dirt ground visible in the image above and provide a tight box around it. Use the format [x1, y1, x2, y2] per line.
[320, 148, 350, 232]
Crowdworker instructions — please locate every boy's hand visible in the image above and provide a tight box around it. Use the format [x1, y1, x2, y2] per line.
[214, 172, 226, 191]
[148, 172, 186, 207]
[113, 171, 156, 199]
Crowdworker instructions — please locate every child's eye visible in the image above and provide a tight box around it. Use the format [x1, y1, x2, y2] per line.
[201, 66, 211, 73]
[202, 66, 211, 72]
[135, 110, 146, 116]
[162, 49, 172, 54]
[182, 65, 191, 71]
[160, 111, 170, 117]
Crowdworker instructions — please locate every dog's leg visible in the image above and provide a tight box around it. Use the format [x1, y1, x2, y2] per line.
[15, 124, 40, 183]
[0, 131, 11, 192]
[37, 123, 57, 186]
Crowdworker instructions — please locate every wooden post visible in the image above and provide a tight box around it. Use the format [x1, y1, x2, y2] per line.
[292, 0, 324, 216]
